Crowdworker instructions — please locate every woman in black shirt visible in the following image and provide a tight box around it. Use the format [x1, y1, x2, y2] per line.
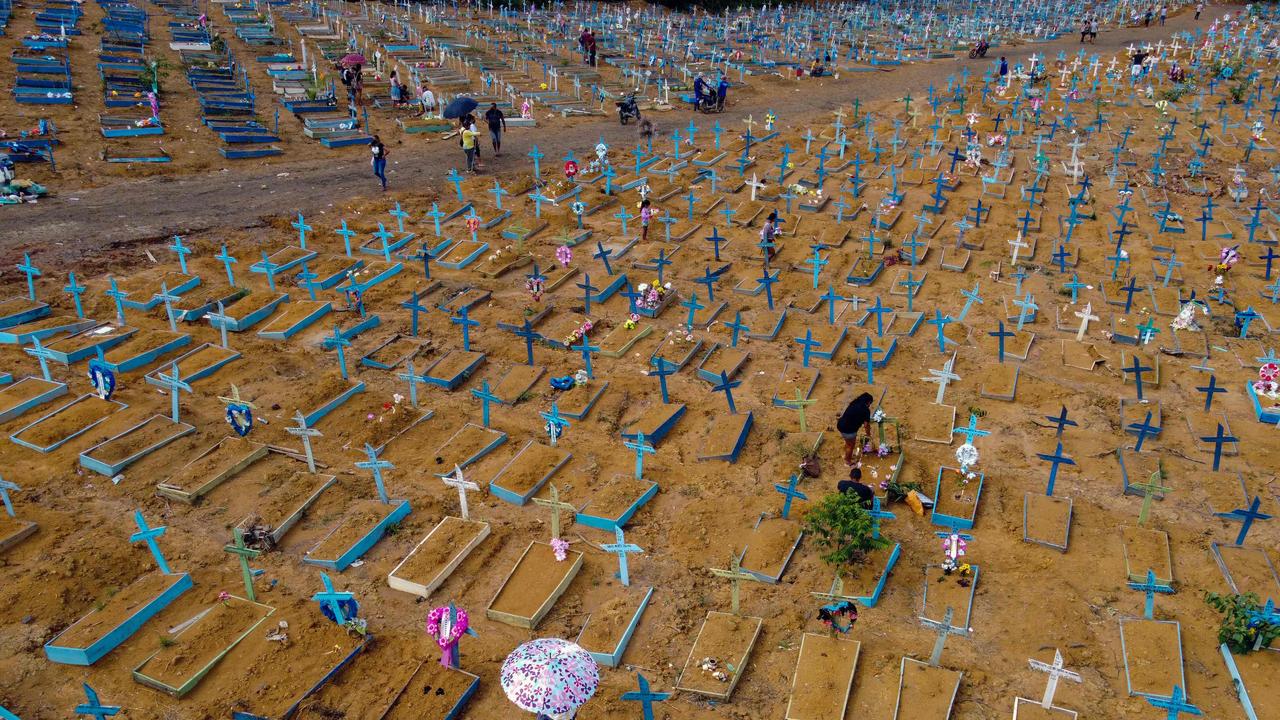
[837, 392, 874, 465]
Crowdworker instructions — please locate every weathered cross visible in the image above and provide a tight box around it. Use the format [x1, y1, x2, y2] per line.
[620, 673, 669, 720]
[224, 528, 261, 601]
[601, 526, 643, 586]
[287, 411, 322, 473]
[1127, 569, 1174, 619]
[355, 443, 394, 503]
[532, 484, 576, 540]
[920, 606, 964, 666]
[709, 551, 757, 615]
[130, 510, 172, 574]
[312, 572, 355, 625]
[442, 465, 480, 521]
[1027, 649, 1082, 710]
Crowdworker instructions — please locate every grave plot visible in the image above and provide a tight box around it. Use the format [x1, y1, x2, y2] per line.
[486, 541, 583, 629]
[0, 315, 95, 345]
[43, 324, 138, 364]
[79, 415, 196, 477]
[575, 587, 654, 668]
[101, 328, 191, 372]
[1116, 449, 1165, 498]
[257, 300, 332, 340]
[209, 291, 289, 332]
[1119, 618, 1185, 699]
[906, 400, 958, 444]
[0, 512, 38, 554]
[576, 474, 659, 531]
[1023, 493, 1072, 552]
[785, 634, 860, 720]
[424, 349, 487, 390]
[931, 467, 983, 530]
[675, 611, 763, 700]
[155, 438, 270, 505]
[303, 498, 412, 572]
[358, 334, 426, 370]
[115, 271, 200, 310]
[813, 540, 903, 608]
[0, 376, 67, 423]
[921, 565, 980, 632]
[858, 419, 905, 485]
[1220, 644, 1280, 720]
[291, 638, 423, 719]
[763, 362, 819, 407]
[142, 342, 241, 384]
[189, 604, 368, 720]
[556, 379, 609, 419]
[695, 343, 750, 383]
[0, 296, 50, 329]
[620, 402, 686, 445]
[44, 570, 193, 666]
[388, 516, 491, 599]
[329, 396, 434, 455]
[382, 660, 480, 720]
[231, 467, 338, 550]
[1210, 543, 1280, 598]
[894, 657, 963, 720]
[288, 373, 366, 427]
[132, 596, 276, 697]
[598, 320, 652, 358]
[9, 393, 127, 453]
[1121, 526, 1174, 584]
[696, 411, 754, 463]
[740, 517, 804, 583]
[488, 364, 545, 404]
[488, 440, 572, 505]
[432, 422, 509, 476]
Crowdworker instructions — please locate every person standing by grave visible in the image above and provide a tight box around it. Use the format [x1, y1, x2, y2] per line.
[1195, 2, 1204, 20]
[1159, 5, 1168, 25]
[578, 27, 590, 62]
[351, 64, 366, 110]
[760, 211, 780, 262]
[460, 118, 480, 173]
[639, 198, 653, 241]
[1080, 18, 1089, 43]
[837, 467, 875, 509]
[837, 392, 875, 466]
[716, 75, 730, 111]
[1089, 18, 1099, 42]
[484, 103, 507, 156]
[998, 56, 1009, 83]
[585, 29, 598, 67]
[466, 114, 482, 164]
[419, 84, 436, 118]
[1143, 7, 1153, 26]
[369, 135, 388, 190]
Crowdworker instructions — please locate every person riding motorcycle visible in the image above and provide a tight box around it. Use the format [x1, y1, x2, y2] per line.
[616, 92, 641, 124]
[693, 74, 715, 111]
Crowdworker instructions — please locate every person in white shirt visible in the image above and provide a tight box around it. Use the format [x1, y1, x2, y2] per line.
[419, 86, 436, 118]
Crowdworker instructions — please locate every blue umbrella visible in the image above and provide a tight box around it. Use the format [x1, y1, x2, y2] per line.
[443, 96, 479, 119]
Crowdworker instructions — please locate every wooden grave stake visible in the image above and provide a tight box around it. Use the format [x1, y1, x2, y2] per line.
[532, 484, 576, 541]
[1028, 649, 1082, 710]
[207, 301, 231, 349]
[224, 528, 261, 601]
[442, 465, 480, 521]
[923, 353, 960, 405]
[773, 474, 808, 519]
[471, 380, 500, 427]
[0, 478, 19, 517]
[311, 572, 355, 625]
[621, 673, 669, 720]
[624, 432, 656, 480]
[708, 550, 757, 615]
[287, 410, 322, 474]
[1127, 569, 1174, 619]
[920, 606, 964, 667]
[601, 526, 643, 587]
[355, 443, 393, 503]
[73, 683, 120, 720]
[1146, 685, 1202, 720]
[146, 362, 191, 424]
[1134, 471, 1170, 526]
[782, 389, 817, 432]
[129, 510, 172, 574]
[1045, 406, 1077, 438]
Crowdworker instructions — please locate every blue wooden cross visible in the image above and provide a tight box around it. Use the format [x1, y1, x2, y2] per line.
[759, 270, 777, 310]
[705, 227, 725, 261]
[16, 254, 40, 301]
[74, 684, 120, 720]
[927, 310, 955, 353]
[452, 306, 479, 352]
[298, 265, 319, 301]
[795, 329, 821, 368]
[465, 381, 499, 430]
[957, 281, 983, 322]
[615, 205, 634, 235]
[989, 321, 1015, 363]
[0, 477, 20, 517]
[621, 673, 669, 720]
[215, 245, 238, 287]
[682, 292, 705, 328]
[155, 282, 180, 333]
[292, 213, 313, 247]
[168, 235, 192, 274]
[1127, 569, 1174, 619]
[208, 301, 231, 349]
[954, 413, 990, 445]
[807, 248, 829, 289]
[819, 286, 844, 326]
[601, 526, 643, 586]
[1236, 306, 1261, 338]
[865, 296, 892, 337]
[1013, 292, 1037, 332]
[388, 202, 410, 233]
[625, 431, 656, 480]
[149, 361, 191, 423]
[1146, 685, 1201, 720]
[541, 403, 570, 446]
[372, 223, 396, 262]
[1215, 496, 1271, 546]
[621, 284, 642, 315]
[712, 370, 741, 414]
[696, 267, 719, 303]
[574, 335, 600, 379]
[653, 250, 672, 284]
[527, 145, 544, 178]
[258, 251, 281, 292]
[858, 335, 883, 384]
[336, 220, 358, 255]
[1123, 355, 1153, 402]
[1045, 406, 1076, 437]
[1036, 441, 1075, 496]
[1196, 376, 1225, 411]
[355, 443, 394, 503]
[720, 311, 749, 349]
[105, 277, 128, 325]
[1128, 411, 1159, 453]
[1120, 276, 1140, 314]
[446, 168, 465, 201]
[312, 572, 355, 624]
[576, 274, 598, 315]
[865, 495, 895, 539]
[593, 241, 614, 275]
[773, 474, 807, 519]
[397, 361, 426, 408]
[327, 324, 352, 379]
[1063, 274, 1086, 303]
[401, 291, 430, 337]
[898, 272, 922, 312]
[511, 318, 538, 366]
[24, 335, 54, 381]
[59, 271, 86, 319]
[130, 510, 172, 574]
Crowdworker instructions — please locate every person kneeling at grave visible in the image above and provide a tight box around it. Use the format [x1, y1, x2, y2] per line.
[838, 468, 875, 510]
[837, 392, 875, 466]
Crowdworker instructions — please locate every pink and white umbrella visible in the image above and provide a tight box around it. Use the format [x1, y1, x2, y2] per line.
[501, 638, 599, 717]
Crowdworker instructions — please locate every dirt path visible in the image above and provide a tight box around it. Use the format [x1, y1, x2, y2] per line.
[3, 6, 1216, 265]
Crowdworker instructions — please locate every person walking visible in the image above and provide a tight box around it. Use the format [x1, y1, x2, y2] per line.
[466, 114, 482, 163]
[484, 103, 506, 156]
[460, 118, 480, 173]
[1144, 7, 1153, 26]
[370, 135, 388, 190]
[716, 75, 729, 110]
[1195, 2, 1204, 20]
[837, 392, 875, 466]
[1159, 5, 1167, 25]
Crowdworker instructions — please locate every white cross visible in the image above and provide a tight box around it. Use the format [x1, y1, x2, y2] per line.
[1107, 57, 1118, 73]
[1028, 649, 1082, 709]
[1170, 39, 1182, 56]
[442, 465, 480, 520]
[1074, 303, 1099, 342]
[1009, 233, 1029, 265]
[746, 173, 766, 202]
[922, 353, 960, 405]
[1029, 52, 1040, 67]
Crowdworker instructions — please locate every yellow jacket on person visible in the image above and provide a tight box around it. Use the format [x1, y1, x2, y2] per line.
[461, 128, 479, 149]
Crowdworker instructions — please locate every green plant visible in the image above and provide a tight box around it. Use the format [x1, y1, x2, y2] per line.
[159, 635, 176, 647]
[1229, 80, 1252, 104]
[137, 58, 173, 92]
[1158, 83, 1193, 102]
[803, 492, 890, 572]
[1205, 592, 1280, 653]
[384, 522, 401, 537]
[884, 478, 922, 501]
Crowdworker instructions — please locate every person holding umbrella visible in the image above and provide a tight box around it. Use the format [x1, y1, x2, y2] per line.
[460, 116, 480, 173]
[502, 638, 598, 719]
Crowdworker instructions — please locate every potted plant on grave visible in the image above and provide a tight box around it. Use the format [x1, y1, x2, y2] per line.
[1205, 592, 1280, 653]
[804, 492, 891, 573]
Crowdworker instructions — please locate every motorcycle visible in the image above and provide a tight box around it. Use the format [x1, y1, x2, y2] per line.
[616, 93, 641, 125]
[968, 40, 989, 59]
[695, 92, 721, 114]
